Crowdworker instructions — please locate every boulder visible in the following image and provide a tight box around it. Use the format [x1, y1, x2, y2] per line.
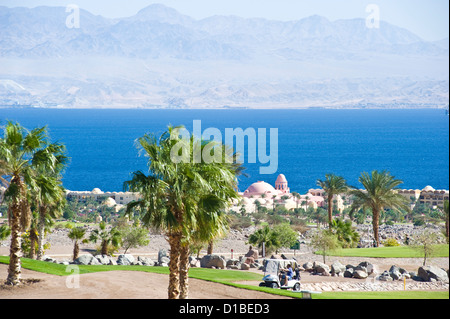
[240, 263, 250, 270]
[418, 266, 449, 283]
[331, 261, 346, 276]
[378, 271, 394, 281]
[95, 255, 111, 265]
[189, 256, 200, 268]
[226, 259, 239, 267]
[200, 254, 226, 269]
[389, 265, 403, 280]
[74, 254, 101, 265]
[117, 254, 135, 265]
[358, 262, 375, 275]
[313, 261, 330, 275]
[344, 269, 354, 278]
[158, 249, 167, 264]
[353, 269, 369, 279]
[244, 246, 259, 259]
[137, 256, 153, 266]
[303, 262, 314, 272]
[159, 257, 170, 267]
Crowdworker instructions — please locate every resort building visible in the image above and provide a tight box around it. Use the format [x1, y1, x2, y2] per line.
[418, 186, 449, 209]
[66, 188, 140, 209]
[235, 174, 335, 213]
[396, 186, 449, 210]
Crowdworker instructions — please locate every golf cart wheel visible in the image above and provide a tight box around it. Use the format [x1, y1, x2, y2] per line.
[271, 282, 279, 289]
[259, 282, 266, 287]
[293, 283, 301, 291]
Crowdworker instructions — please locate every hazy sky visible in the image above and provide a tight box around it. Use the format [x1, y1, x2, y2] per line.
[2, 0, 449, 41]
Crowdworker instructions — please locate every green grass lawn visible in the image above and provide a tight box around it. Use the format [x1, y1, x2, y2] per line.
[0, 256, 448, 299]
[318, 244, 449, 258]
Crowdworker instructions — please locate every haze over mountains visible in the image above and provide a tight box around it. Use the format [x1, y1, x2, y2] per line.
[0, 4, 448, 109]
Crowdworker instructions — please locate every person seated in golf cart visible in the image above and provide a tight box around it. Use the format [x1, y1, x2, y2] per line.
[279, 264, 294, 286]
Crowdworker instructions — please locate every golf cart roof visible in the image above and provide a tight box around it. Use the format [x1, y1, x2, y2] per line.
[263, 259, 298, 274]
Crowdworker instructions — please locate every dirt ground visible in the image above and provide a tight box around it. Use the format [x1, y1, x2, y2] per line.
[0, 264, 294, 299]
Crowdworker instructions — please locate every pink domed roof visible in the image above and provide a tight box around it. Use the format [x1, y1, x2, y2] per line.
[276, 174, 287, 183]
[244, 181, 277, 196]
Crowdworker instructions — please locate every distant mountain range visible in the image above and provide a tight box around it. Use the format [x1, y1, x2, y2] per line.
[0, 4, 448, 109]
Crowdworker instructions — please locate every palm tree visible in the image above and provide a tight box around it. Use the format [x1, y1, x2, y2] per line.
[330, 219, 360, 248]
[89, 221, 121, 255]
[248, 225, 279, 256]
[124, 126, 242, 299]
[349, 170, 409, 247]
[34, 170, 67, 260]
[0, 122, 63, 286]
[291, 192, 300, 209]
[317, 174, 348, 229]
[68, 227, 86, 261]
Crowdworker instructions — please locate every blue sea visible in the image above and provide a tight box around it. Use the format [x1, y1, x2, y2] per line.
[1, 108, 449, 193]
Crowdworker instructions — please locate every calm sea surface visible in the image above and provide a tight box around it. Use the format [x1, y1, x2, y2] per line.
[1, 108, 449, 193]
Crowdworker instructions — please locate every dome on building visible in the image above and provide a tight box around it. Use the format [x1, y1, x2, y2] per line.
[92, 188, 103, 194]
[422, 186, 435, 192]
[275, 174, 290, 194]
[276, 174, 288, 183]
[104, 197, 117, 208]
[244, 181, 277, 197]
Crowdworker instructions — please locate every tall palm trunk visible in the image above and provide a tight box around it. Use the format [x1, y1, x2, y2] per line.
[7, 178, 27, 286]
[207, 240, 214, 255]
[29, 228, 37, 259]
[327, 194, 333, 229]
[101, 240, 108, 256]
[372, 209, 380, 247]
[36, 206, 46, 260]
[7, 204, 22, 286]
[168, 231, 182, 299]
[73, 240, 80, 261]
[179, 243, 190, 299]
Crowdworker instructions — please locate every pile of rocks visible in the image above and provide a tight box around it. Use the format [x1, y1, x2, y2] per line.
[199, 254, 263, 271]
[41, 249, 266, 271]
[42, 248, 172, 267]
[301, 260, 376, 279]
[300, 259, 450, 284]
[377, 265, 449, 283]
[356, 224, 446, 246]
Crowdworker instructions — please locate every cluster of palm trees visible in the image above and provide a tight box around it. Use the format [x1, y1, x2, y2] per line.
[123, 126, 244, 299]
[316, 172, 410, 247]
[0, 122, 68, 286]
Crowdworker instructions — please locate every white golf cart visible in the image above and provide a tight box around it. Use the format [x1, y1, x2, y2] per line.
[259, 259, 301, 291]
